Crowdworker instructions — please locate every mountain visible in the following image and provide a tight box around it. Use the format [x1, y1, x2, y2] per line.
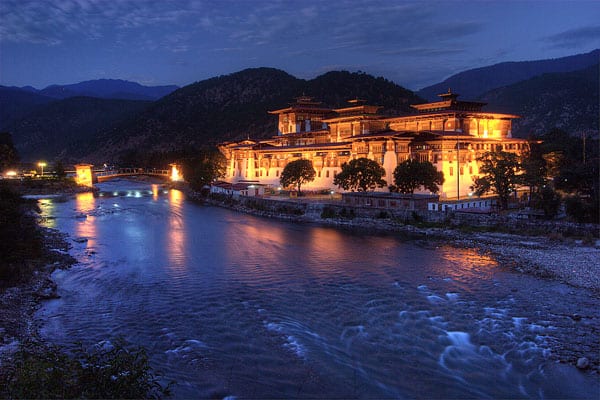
[0, 86, 55, 129]
[418, 49, 600, 101]
[8, 97, 151, 162]
[34, 79, 179, 101]
[478, 64, 599, 138]
[86, 68, 423, 162]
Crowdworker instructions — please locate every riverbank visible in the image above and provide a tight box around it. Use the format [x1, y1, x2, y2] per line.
[0, 228, 76, 388]
[3, 177, 97, 197]
[195, 190, 600, 293]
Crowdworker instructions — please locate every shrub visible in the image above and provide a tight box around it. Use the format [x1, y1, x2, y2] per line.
[7, 339, 171, 399]
[320, 206, 337, 219]
[339, 208, 355, 219]
[565, 195, 599, 224]
[0, 185, 44, 283]
[411, 211, 423, 223]
[376, 210, 389, 219]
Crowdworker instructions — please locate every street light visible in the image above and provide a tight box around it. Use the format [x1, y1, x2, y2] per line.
[38, 162, 47, 177]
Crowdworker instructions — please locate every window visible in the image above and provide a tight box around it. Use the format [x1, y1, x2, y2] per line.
[460, 167, 464, 175]
[276, 170, 279, 177]
[449, 167, 453, 176]
[255, 171, 259, 177]
[318, 170, 321, 178]
[469, 166, 473, 175]
[326, 170, 330, 178]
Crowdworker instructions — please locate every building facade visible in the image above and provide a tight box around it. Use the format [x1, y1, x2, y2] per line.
[218, 91, 529, 200]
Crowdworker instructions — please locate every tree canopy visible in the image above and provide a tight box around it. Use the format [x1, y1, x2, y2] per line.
[333, 157, 386, 192]
[471, 150, 523, 210]
[180, 149, 226, 192]
[392, 159, 444, 194]
[0, 132, 19, 171]
[280, 159, 315, 194]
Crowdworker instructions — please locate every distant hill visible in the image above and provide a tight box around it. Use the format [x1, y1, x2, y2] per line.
[0, 86, 55, 129]
[418, 49, 600, 101]
[479, 64, 599, 138]
[31, 79, 178, 101]
[86, 68, 423, 163]
[8, 97, 151, 162]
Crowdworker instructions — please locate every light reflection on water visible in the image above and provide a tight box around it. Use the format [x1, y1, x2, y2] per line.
[167, 189, 186, 275]
[37, 180, 599, 399]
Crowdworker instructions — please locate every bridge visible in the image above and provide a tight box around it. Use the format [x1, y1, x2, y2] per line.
[95, 167, 171, 182]
[74, 164, 182, 186]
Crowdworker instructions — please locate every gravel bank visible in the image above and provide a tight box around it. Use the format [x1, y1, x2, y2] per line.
[0, 228, 76, 386]
[450, 232, 600, 292]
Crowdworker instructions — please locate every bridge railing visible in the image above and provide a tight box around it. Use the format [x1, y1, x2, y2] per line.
[95, 168, 170, 177]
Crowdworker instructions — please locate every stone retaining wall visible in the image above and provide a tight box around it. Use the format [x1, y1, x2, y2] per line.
[204, 193, 598, 238]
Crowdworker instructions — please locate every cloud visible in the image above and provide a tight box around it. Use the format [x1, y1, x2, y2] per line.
[542, 25, 600, 49]
[0, 0, 205, 45]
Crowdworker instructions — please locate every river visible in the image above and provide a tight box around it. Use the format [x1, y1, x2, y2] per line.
[37, 179, 599, 398]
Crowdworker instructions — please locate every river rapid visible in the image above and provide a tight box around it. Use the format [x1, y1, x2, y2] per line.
[37, 180, 599, 398]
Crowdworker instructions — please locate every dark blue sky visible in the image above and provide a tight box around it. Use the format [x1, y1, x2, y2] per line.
[1, 0, 599, 90]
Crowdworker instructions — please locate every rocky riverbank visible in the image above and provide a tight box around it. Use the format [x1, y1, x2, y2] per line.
[0, 227, 77, 388]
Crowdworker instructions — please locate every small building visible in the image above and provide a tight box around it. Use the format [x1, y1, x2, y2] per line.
[210, 181, 265, 198]
[428, 197, 496, 212]
[342, 192, 439, 211]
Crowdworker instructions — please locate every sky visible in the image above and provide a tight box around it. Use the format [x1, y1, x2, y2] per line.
[1, 0, 599, 91]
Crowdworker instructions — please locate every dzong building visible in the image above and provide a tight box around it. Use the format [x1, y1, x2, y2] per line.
[218, 90, 529, 200]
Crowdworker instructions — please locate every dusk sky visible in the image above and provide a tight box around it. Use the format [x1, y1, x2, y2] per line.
[1, 0, 599, 91]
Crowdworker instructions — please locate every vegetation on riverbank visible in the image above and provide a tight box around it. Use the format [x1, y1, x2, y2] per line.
[0, 184, 45, 283]
[5, 339, 171, 399]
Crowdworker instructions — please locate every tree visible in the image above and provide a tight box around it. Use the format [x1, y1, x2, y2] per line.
[532, 186, 561, 219]
[54, 160, 67, 179]
[180, 149, 226, 192]
[280, 159, 315, 194]
[0, 132, 19, 171]
[520, 144, 547, 205]
[471, 151, 523, 210]
[392, 159, 444, 194]
[333, 157, 386, 192]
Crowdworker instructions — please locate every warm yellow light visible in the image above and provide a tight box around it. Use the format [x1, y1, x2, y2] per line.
[38, 162, 47, 176]
[75, 164, 94, 187]
[5, 170, 17, 177]
[170, 164, 182, 182]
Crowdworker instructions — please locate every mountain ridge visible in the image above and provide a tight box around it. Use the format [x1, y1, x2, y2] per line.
[479, 63, 599, 138]
[418, 49, 600, 101]
[22, 79, 179, 101]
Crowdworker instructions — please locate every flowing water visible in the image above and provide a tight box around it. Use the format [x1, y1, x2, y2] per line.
[37, 180, 599, 398]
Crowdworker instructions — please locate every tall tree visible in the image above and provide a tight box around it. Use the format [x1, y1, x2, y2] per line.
[180, 149, 226, 192]
[520, 143, 547, 204]
[392, 159, 444, 194]
[472, 151, 523, 210]
[0, 132, 19, 171]
[280, 159, 315, 194]
[54, 160, 67, 179]
[334, 157, 386, 192]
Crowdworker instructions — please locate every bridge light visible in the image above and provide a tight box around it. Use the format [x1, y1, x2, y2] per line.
[170, 163, 182, 182]
[74, 164, 94, 187]
[38, 162, 47, 176]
